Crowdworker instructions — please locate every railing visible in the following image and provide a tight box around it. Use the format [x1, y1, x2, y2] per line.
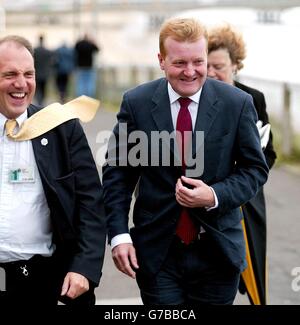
[95, 64, 299, 156]
[98, 64, 163, 104]
[237, 75, 300, 156]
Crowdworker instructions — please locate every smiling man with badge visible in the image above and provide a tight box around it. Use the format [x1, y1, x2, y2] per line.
[0, 35, 106, 306]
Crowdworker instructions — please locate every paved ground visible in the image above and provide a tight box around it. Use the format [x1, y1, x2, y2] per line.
[83, 107, 300, 305]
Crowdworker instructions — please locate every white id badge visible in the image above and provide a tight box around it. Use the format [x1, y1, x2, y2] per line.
[8, 166, 35, 183]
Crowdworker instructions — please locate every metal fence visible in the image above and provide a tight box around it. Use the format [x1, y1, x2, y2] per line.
[82, 64, 299, 157]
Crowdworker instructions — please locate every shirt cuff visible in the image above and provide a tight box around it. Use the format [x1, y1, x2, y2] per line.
[111, 233, 133, 250]
[206, 187, 219, 211]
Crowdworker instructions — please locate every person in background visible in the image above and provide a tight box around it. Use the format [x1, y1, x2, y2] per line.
[207, 23, 277, 305]
[54, 41, 75, 103]
[102, 17, 268, 305]
[0, 35, 106, 306]
[74, 33, 99, 98]
[33, 34, 53, 106]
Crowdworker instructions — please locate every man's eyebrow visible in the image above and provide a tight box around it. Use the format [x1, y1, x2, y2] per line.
[1, 71, 16, 76]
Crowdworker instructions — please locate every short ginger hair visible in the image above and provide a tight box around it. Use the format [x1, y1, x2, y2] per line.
[159, 17, 208, 58]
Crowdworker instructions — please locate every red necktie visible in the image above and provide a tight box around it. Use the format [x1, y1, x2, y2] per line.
[175, 97, 198, 244]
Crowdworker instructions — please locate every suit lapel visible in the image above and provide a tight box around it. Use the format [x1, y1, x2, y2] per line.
[149, 79, 221, 167]
[151, 79, 174, 134]
[28, 105, 52, 183]
[192, 79, 220, 155]
[150, 79, 180, 162]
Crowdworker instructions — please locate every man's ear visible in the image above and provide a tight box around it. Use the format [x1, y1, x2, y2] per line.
[158, 53, 165, 71]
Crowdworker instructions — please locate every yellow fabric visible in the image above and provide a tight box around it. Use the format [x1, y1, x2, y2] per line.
[241, 218, 261, 305]
[6, 95, 100, 141]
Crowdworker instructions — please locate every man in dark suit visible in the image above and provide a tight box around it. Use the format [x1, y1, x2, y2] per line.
[0, 36, 106, 305]
[102, 18, 269, 305]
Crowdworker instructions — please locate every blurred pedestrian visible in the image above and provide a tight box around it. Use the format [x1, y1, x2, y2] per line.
[54, 42, 75, 103]
[74, 33, 99, 98]
[208, 23, 277, 305]
[34, 34, 53, 106]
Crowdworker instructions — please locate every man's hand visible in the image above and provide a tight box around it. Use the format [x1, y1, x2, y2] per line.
[61, 272, 89, 299]
[112, 243, 139, 279]
[175, 176, 215, 208]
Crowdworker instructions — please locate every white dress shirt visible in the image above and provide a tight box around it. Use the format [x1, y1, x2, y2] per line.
[168, 82, 200, 132]
[0, 111, 54, 262]
[110, 83, 218, 249]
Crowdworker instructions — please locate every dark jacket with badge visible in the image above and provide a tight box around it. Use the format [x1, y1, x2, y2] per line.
[28, 104, 106, 286]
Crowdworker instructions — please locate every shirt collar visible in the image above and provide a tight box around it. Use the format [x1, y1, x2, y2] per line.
[0, 110, 28, 136]
[167, 82, 202, 105]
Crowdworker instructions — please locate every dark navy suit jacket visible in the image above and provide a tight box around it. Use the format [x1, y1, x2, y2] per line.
[103, 78, 268, 277]
[28, 104, 106, 286]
